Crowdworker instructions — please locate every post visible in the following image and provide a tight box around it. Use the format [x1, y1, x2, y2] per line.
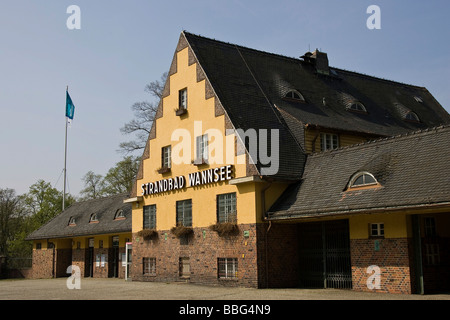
[63, 86, 68, 211]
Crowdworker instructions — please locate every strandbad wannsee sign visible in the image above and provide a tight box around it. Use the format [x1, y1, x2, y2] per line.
[141, 165, 233, 196]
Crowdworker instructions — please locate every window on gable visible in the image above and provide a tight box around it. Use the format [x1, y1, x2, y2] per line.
[405, 111, 420, 123]
[162, 145, 171, 169]
[194, 134, 208, 164]
[349, 172, 378, 189]
[283, 90, 305, 102]
[348, 102, 367, 113]
[179, 88, 187, 110]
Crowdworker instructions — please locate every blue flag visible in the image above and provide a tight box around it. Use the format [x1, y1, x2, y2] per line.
[66, 91, 75, 120]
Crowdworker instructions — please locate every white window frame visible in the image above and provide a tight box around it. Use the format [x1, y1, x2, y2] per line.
[195, 134, 208, 163]
[217, 193, 237, 223]
[143, 257, 156, 276]
[218, 258, 238, 279]
[320, 133, 339, 151]
[370, 223, 384, 237]
[349, 172, 378, 188]
[162, 145, 171, 169]
[179, 88, 187, 110]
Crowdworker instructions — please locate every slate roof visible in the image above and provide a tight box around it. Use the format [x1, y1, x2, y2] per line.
[267, 125, 450, 220]
[26, 194, 131, 240]
[183, 31, 450, 180]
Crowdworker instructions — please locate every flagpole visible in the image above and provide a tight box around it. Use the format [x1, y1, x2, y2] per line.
[63, 86, 68, 211]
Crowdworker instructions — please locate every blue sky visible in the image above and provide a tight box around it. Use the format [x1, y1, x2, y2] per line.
[1, 0, 449, 197]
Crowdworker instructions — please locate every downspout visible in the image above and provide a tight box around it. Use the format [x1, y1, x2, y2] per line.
[260, 179, 272, 288]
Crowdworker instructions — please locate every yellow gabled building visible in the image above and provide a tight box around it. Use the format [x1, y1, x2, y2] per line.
[123, 31, 450, 293]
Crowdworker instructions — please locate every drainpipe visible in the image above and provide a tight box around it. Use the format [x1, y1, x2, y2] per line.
[260, 178, 272, 288]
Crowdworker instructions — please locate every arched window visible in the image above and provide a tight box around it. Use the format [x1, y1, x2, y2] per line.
[347, 102, 367, 113]
[284, 90, 305, 102]
[405, 111, 420, 122]
[348, 172, 378, 189]
[90, 213, 98, 223]
[114, 209, 125, 220]
[68, 217, 76, 226]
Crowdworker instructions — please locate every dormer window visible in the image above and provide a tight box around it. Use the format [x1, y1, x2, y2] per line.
[413, 96, 423, 103]
[347, 102, 367, 113]
[283, 90, 305, 102]
[114, 209, 125, 220]
[68, 217, 76, 226]
[90, 213, 98, 223]
[405, 111, 420, 123]
[348, 172, 379, 189]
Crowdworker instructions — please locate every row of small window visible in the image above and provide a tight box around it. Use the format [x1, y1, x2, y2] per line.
[143, 257, 238, 279]
[283, 90, 421, 122]
[143, 193, 237, 229]
[68, 209, 125, 226]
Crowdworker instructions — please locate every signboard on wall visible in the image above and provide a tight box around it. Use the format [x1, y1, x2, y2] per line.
[141, 165, 234, 196]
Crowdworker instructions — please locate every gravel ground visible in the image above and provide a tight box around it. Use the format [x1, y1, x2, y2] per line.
[1, 278, 449, 300]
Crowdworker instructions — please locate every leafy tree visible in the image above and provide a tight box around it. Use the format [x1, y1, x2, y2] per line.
[23, 180, 74, 227]
[119, 72, 167, 154]
[80, 156, 140, 200]
[102, 156, 140, 195]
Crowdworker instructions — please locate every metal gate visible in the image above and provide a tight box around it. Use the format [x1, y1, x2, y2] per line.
[298, 220, 352, 289]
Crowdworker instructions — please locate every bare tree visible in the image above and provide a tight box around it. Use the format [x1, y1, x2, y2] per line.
[119, 72, 168, 154]
[79, 171, 105, 200]
[0, 189, 24, 257]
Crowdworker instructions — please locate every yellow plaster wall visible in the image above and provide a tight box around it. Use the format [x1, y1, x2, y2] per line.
[349, 213, 409, 239]
[304, 127, 370, 154]
[134, 47, 257, 232]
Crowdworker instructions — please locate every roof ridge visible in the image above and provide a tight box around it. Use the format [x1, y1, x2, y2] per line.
[183, 30, 427, 90]
[72, 192, 129, 206]
[309, 124, 450, 157]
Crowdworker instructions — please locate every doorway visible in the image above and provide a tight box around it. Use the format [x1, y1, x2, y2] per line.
[110, 236, 119, 278]
[85, 238, 94, 277]
[297, 220, 352, 289]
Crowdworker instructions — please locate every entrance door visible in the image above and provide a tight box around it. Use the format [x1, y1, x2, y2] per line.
[86, 238, 94, 277]
[125, 242, 132, 281]
[110, 236, 120, 278]
[298, 220, 352, 289]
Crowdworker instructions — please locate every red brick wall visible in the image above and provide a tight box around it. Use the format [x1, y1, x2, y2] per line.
[31, 249, 54, 279]
[351, 238, 413, 294]
[131, 224, 261, 287]
[260, 223, 300, 288]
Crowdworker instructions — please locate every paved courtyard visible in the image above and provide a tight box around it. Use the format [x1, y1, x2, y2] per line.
[0, 278, 449, 300]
